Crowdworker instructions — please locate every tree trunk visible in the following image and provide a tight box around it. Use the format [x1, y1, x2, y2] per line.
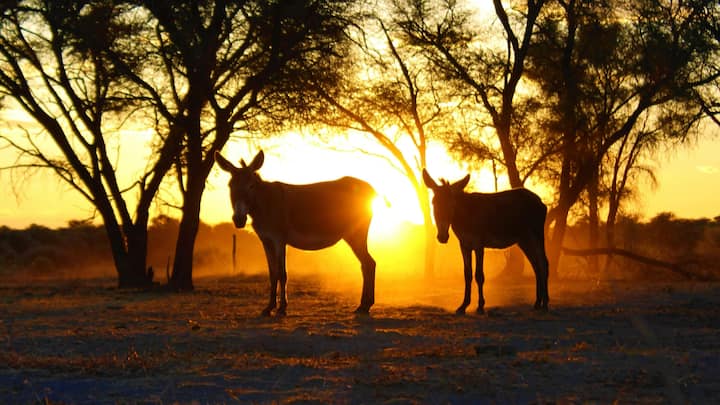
[547, 201, 571, 281]
[169, 188, 203, 291]
[170, 165, 207, 291]
[496, 125, 523, 189]
[587, 175, 600, 274]
[116, 235, 151, 288]
[109, 228, 151, 289]
[603, 194, 620, 274]
[169, 220, 198, 291]
[424, 223, 436, 278]
[418, 185, 436, 278]
[97, 201, 151, 288]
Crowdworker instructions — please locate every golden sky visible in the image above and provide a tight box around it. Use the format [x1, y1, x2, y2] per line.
[639, 137, 720, 220]
[1, 131, 719, 230]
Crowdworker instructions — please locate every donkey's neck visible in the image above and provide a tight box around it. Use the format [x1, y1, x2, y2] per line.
[247, 180, 281, 223]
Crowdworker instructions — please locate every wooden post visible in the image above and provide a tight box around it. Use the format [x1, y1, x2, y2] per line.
[232, 234, 237, 273]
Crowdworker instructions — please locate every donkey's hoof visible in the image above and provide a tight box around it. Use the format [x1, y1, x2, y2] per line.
[260, 308, 273, 317]
[455, 307, 466, 315]
[354, 306, 370, 315]
[476, 307, 485, 315]
[276, 308, 287, 317]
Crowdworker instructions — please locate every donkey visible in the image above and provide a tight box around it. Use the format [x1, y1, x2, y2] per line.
[215, 150, 377, 316]
[422, 169, 549, 314]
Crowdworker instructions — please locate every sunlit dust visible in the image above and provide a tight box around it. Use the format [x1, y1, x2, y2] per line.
[370, 195, 406, 238]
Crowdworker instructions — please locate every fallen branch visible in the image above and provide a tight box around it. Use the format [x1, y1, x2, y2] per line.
[561, 246, 707, 280]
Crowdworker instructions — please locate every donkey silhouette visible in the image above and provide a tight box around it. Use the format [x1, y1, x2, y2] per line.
[423, 169, 549, 314]
[215, 150, 377, 316]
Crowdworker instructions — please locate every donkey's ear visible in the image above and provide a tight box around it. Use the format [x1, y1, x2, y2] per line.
[453, 174, 470, 191]
[214, 151, 238, 173]
[422, 169, 439, 189]
[248, 150, 264, 171]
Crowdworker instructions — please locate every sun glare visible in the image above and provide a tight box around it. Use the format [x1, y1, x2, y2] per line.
[204, 135, 491, 232]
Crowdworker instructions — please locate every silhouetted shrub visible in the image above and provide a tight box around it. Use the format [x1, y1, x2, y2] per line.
[4, 211, 718, 281]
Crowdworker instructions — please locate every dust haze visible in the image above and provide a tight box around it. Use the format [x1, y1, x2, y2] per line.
[3, 211, 718, 313]
[185, 218, 548, 313]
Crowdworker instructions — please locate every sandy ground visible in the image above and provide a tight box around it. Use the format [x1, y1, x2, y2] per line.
[1, 272, 719, 404]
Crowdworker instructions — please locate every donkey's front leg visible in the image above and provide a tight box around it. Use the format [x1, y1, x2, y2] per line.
[456, 245, 473, 315]
[276, 244, 288, 316]
[474, 248, 485, 314]
[260, 239, 279, 317]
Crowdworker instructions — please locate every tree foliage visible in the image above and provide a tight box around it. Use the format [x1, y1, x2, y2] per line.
[0, 0, 162, 287]
[0, 0, 358, 289]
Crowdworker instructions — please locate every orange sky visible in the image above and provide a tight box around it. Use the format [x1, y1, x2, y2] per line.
[1, 131, 719, 230]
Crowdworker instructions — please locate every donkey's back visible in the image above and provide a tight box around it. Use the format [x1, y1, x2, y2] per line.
[461, 188, 546, 245]
[278, 177, 376, 248]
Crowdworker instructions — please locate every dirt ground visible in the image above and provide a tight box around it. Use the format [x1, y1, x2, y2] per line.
[1, 272, 719, 404]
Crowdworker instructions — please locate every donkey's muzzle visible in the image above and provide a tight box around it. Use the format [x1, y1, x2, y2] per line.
[437, 232, 449, 244]
[233, 214, 247, 228]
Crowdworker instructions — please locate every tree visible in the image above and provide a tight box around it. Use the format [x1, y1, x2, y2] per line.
[301, 15, 454, 277]
[0, 0, 357, 290]
[526, 0, 720, 276]
[393, 0, 549, 278]
[128, 0, 357, 290]
[0, 0, 167, 287]
[394, 0, 548, 188]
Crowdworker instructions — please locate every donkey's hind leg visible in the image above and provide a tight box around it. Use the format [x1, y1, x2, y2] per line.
[344, 226, 376, 314]
[519, 236, 549, 311]
[276, 244, 288, 316]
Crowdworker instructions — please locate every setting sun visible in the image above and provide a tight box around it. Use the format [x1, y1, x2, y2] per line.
[370, 194, 414, 238]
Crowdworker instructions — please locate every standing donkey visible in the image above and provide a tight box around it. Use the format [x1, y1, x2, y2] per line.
[215, 150, 377, 316]
[423, 169, 549, 314]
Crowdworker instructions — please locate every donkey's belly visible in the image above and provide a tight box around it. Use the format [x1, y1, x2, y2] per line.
[287, 230, 341, 251]
[455, 229, 517, 249]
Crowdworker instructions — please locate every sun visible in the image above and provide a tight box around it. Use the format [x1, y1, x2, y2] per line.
[369, 192, 420, 237]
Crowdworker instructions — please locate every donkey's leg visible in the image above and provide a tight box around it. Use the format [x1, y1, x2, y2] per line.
[537, 234, 550, 309]
[345, 227, 376, 314]
[277, 244, 288, 316]
[260, 238, 279, 316]
[519, 237, 549, 311]
[474, 248, 485, 314]
[456, 244, 473, 315]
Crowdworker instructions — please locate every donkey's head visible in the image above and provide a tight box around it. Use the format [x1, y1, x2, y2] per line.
[422, 168, 470, 244]
[214, 150, 265, 228]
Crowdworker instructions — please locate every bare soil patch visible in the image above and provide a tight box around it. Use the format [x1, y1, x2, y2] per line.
[1, 274, 719, 404]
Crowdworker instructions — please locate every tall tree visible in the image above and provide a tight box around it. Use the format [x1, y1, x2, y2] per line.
[394, 0, 548, 188]
[393, 0, 549, 278]
[0, 0, 357, 290]
[130, 0, 356, 290]
[0, 0, 166, 287]
[527, 0, 719, 276]
[301, 16, 454, 277]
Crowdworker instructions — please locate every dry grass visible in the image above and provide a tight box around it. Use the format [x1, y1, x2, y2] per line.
[1, 273, 719, 404]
